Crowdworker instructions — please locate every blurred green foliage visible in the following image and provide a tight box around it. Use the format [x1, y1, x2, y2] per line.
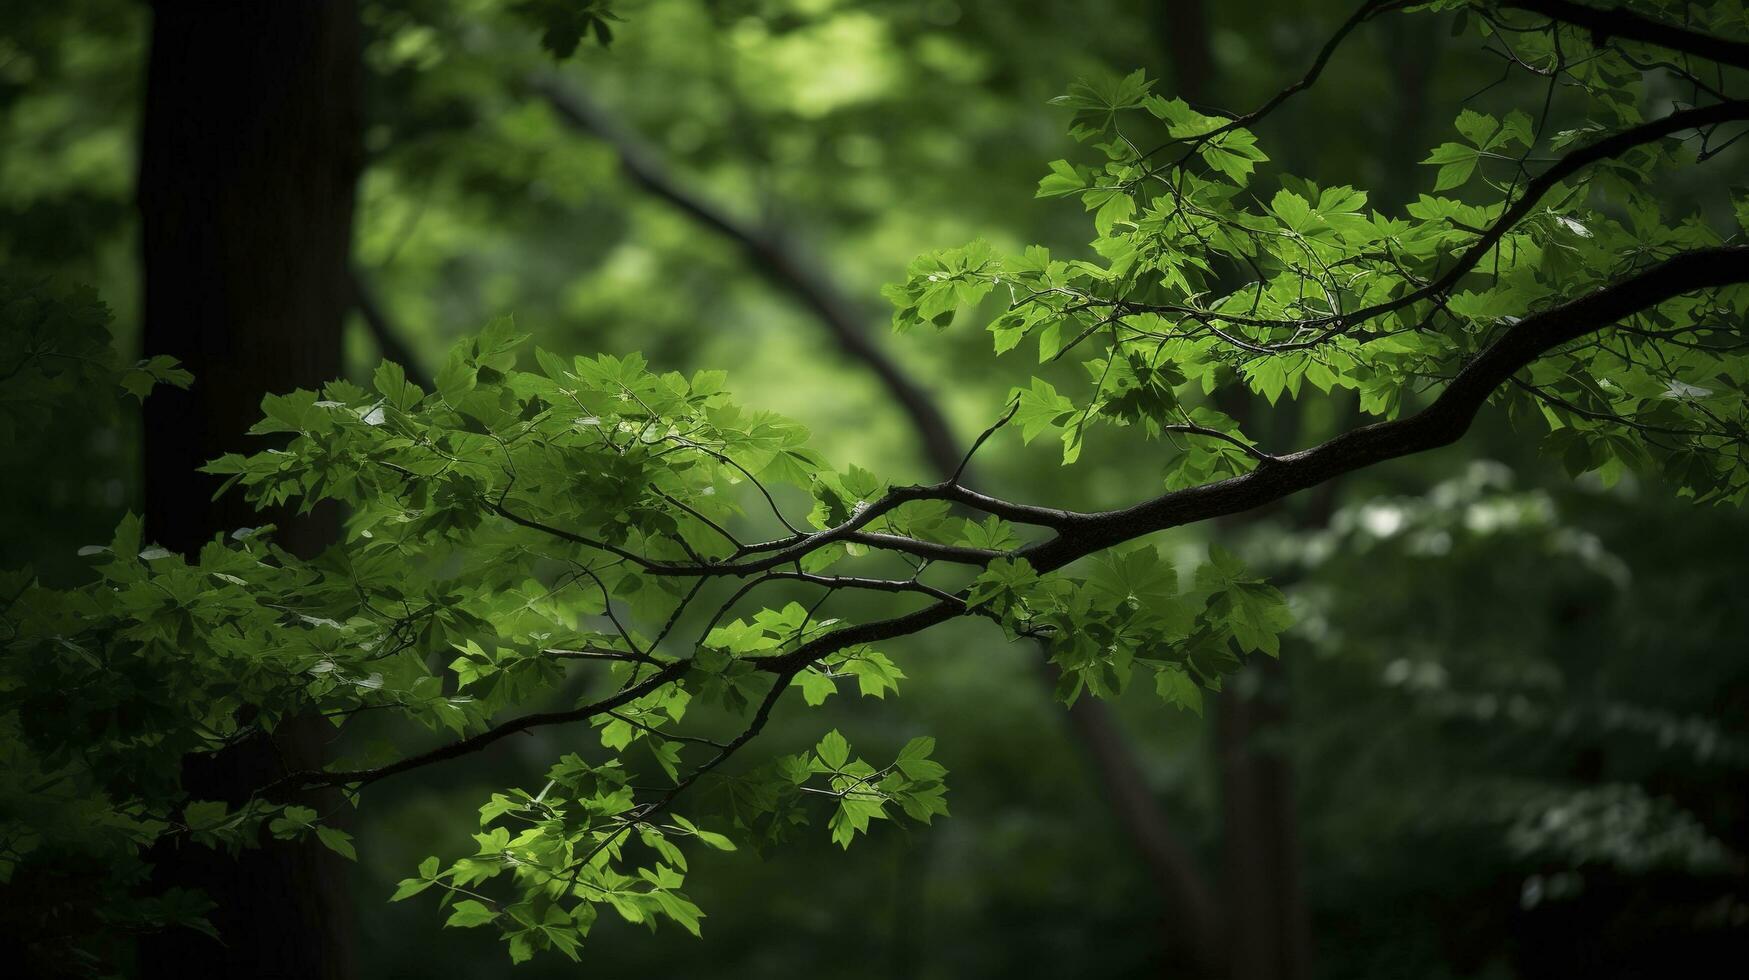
[2, 1, 1746, 977]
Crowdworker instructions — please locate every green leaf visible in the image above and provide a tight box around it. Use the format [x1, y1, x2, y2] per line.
[1086, 548, 1177, 614]
[829, 797, 887, 849]
[1270, 190, 1316, 235]
[1454, 109, 1500, 149]
[119, 355, 193, 401]
[390, 876, 437, 902]
[815, 729, 850, 770]
[1197, 546, 1292, 656]
[268, 805, 318, 839]
[446, 899, 498, 928]
[1154, 666, 1204, 716]
[511, 0, 621, 57]
[966, 557, 1040, 611]
[1036, 159, 1086, 198]
[1422, 142, 1478, 191]
[373, 359, 425, 411]
[1011, 378, 1075, 445]
[1087, 189, 1136, 237]
[795, 670, 837, 706]
[895, 736, 947, 782]
[182, 800, 229, 832]
[674, 815, 737, 851]
[315, 826, 357, 861]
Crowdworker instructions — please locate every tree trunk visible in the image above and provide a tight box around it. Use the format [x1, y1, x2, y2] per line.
[1059, 673, 1224, 975]
[138, 0, 360, 553]
[1376, 15, 1442, 211]
[1210, 397, 1314, 980]
[1210, 394, 1344, 980]
[1157, 3, 1313, 975]
[1153, 0, 1214, 105]
[1217, 658, 1309, 980]
[136, 2, 363, 976]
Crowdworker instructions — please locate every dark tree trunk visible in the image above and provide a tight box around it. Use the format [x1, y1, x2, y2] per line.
[1152, 0, 1214, 105]
[1157, 3, 1313, 975]
[138, 0, 360, 554]
[1217, 658, 1309, 980]
[135, 2, 363, 976]
[1376, 15, 1442, 211]
[1060, 679, 1224, 975]
[1210, 391, 1315, 980]
[1211, 397, 1337, 980]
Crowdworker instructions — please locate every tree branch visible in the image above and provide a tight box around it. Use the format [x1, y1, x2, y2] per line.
[1142, 0, 1405, 160]
[303, 245, 1743, 798]
[1502, 0, 1749, 71]
[290, 235, 1740, 829]
[1123, 98, 1749, 344]
[527, 81, 1235, 965]
[750, 244, 1749, 675]
[531, 76, 966, 476]
[350, 267, 432, 387]
[272, 660, 691, 791]
[1040, 245, 1749, 555]
[1214, 0, 1402, 135]
[487, 495, 1005, 577]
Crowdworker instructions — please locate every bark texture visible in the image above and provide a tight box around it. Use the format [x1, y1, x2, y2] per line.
[136, 3, 364, 976]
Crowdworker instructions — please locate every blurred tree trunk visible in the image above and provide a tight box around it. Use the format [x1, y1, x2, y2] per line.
[1154, 3, 1312, 975]
[1377, 14, 1443, 211]
[1211, 381, 1314, 980]
[135, 2, 362, 976]
[1217, 663, 1308, 980]
[1154, 0, 1213, 108]
[1060, 681, 1224, 974]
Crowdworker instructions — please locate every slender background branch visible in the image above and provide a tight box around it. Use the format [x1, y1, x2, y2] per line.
[531, 76, 966, 477]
